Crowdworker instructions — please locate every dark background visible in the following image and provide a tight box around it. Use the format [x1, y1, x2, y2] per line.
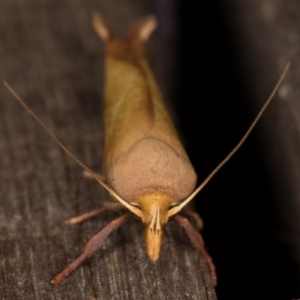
[177, 1, 300, 299]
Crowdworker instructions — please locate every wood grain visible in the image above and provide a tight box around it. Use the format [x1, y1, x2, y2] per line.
[0, 0, 217, 299]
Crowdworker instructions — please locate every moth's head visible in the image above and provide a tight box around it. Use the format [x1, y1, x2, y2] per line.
[134, 194, 172, 261]
[109, 189, 186, 261]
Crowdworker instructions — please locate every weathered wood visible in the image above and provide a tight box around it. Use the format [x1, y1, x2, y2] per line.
[0, 0, 216, 299]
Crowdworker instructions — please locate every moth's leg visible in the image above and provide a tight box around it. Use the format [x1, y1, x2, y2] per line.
[65, 203, 124, 225]
[51, 212, 131, 284]
[173, 215, 217, 286]
[180, 208, 203, 230]
[82, 170, 106, 182]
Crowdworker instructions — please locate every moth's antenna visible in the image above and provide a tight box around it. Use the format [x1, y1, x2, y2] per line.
[3, 82, 142, 218]
[168, 62, 290, 218]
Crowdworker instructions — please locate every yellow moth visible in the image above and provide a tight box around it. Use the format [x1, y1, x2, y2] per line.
[4, 13, 289, 286]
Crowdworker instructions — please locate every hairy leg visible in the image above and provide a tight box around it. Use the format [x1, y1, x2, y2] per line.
[51, 212, 131, 284]
[65, 203, 124, 225]
[180, 208, 203, 230]
[173, 214, 217, 285]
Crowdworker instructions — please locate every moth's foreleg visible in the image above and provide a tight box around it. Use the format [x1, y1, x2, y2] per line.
[180, 208, 203, 230]
[173, 215, 217, 285]
[51, 212, 131, 284]
[65, 203, 125, 225]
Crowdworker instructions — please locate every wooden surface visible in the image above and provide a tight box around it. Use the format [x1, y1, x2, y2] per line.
[0, 1, 216, 299]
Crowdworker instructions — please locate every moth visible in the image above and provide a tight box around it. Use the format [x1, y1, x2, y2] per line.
[4, 13, 289, 286]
